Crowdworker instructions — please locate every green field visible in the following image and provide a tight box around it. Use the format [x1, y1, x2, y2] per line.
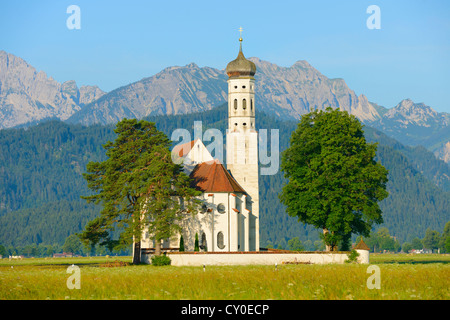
[0, 254, 449, 300]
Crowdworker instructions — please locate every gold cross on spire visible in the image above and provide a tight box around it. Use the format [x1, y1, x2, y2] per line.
[239, 26, 243, 42]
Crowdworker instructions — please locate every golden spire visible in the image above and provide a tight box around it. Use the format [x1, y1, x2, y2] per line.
[238, 26, 243, 53]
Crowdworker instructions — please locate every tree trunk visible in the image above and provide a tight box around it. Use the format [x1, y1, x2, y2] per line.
[132, 241, 141, 264]
[323, 228, 332, 251]
[155, 239, 161, 256]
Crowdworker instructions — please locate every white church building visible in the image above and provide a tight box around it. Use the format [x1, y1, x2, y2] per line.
[139, 36, 260, 255]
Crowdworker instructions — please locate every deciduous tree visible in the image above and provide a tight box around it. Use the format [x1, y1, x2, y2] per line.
[280, 108, 389, 251]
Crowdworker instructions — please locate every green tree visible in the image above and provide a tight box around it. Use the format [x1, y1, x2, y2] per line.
[402, 242, 413, 253]
[0, 244, 6, 257]
[411, 237, 423, 250]
[280, 108, 389, 251]
[79, 119, 200, 263]
[423, 228, 441, 252]
[366, 227, 400, 252]
[287, 237, 304, 251]
[63, 234, 82, 255]
[194, 233, 199, 252]
[445, 236, 450, 253]
[439, 221, 450, 253]
[179, 234, 185, 252]
[314, 240, 325, 251]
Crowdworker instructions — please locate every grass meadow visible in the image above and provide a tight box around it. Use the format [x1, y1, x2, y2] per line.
[0, 254, 448, 300]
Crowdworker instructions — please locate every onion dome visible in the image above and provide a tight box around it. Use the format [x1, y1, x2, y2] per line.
[226, 38, 256, 79]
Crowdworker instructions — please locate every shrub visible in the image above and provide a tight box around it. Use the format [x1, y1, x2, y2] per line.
[345, 249, 360, 263]
[151, 254, 171, 266]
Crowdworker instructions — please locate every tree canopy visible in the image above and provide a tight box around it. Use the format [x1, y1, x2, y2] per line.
[280, 108, 389, 250]
[79, 119, 200, 263]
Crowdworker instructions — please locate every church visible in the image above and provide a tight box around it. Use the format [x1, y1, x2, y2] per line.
[139, 34, 260, 255]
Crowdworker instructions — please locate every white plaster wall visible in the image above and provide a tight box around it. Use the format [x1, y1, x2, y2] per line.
[187, 139, 214, 165]
[210, 193, 229, 252]
[164, 252, 352, 266]
[356, 249, 370, 264]
[226, 130, 259, 251]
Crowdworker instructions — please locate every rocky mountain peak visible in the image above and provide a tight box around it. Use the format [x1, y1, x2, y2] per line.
[0, 51, 105, 128]
[384, 99, 440, 126]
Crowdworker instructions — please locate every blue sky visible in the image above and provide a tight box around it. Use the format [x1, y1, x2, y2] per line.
[1, 0, 449, 112]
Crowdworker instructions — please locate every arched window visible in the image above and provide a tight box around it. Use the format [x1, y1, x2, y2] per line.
[250, 99, 253, 111]
[234, 99, 238, 110]
[200, 232, 207, 251]
[217, 232, 225, 249]
[242, 99, 247, 110]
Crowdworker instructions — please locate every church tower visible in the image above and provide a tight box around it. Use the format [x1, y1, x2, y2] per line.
[226, 32, 259, 251]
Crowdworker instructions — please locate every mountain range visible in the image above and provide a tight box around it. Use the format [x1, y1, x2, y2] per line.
[0, 50, 448, 163]
[0, 51, 105, 129]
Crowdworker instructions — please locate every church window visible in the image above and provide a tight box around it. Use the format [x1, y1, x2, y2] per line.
[243, 123, 247, 126]
[217, 232, 225, 249]
[234, 99, 238, 110]
[200, 232, 207, 250]
[251, 99, 253, 111]
[242, 85, 246, 89]
[234, 123, 237, 126]
[242, 99, 247, 109]
[234, 86, 238, 89]
[217, 203, 226, 213]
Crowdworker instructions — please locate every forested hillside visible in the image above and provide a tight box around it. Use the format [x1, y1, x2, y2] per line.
[0, 104, 449, 248]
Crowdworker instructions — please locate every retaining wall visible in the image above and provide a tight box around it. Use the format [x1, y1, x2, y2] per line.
[141, 250, 369, 266]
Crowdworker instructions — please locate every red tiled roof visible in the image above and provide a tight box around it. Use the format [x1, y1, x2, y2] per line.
[190, 160, 246, 193]
[354, 239, 370, 250]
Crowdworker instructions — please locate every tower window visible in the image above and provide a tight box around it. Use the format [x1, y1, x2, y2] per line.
[242, 99, 247, 110]
[217, 232, 225, 249]
[251, 99, 253, 111]
[234, 99, 238, 110]
[235, 123, 238, 126]
[243, 123, 247, 126]
[234, 86, 238, 89]
[242, 85, 246, 89]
